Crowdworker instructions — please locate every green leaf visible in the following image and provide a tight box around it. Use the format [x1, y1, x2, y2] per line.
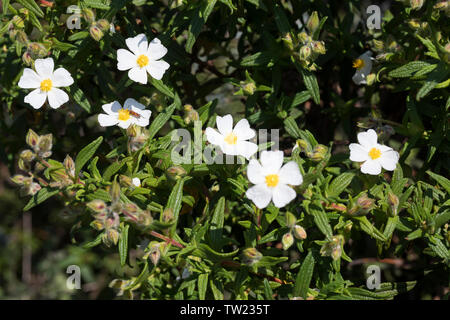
[291, 91, 311, 108]
[273, 4, 291, 34]
[119, 224, 129, 267]
[427, 170, 450, 194]
[300, 68, 320, 104]
[326, 172, 355, 198]
[67, 85, 92, 113]
[166, 177, 187, 233]
[15, 0, 44, 18]
[23, 187, 60, 211]
[309, 204, 333, 240]
[355, 216, 387, 242]
[2, 0, 10, 14]
[82, 233, 103, 249]
[388, 61, 432, 78]
[194, 243, 239, 261]
[149, 78, 174, 98]
[240, 52, 274, 67]
[428, 238, 450, 261]
[102, 157, 131, 181]
[198, 273, 209, 300]
[263, 279, 274, 300]
[293, 251, 315, 298]
[75, 136, 103, 177]
[209, 196, 225, 249]
[82, 0, 111, 10]
[148, 95, 180, 140]
[186, 0, 217, 53]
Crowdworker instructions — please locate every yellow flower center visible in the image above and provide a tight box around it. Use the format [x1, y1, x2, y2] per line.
[352, 58, 365, 70]
[368, 147, 381, 160]
[118, 109, 130, 121]
[136, 54, 149, 68]
[224, 132, 238, 145]
[265, 174, 279, 188]
[40, 79, 52, 92]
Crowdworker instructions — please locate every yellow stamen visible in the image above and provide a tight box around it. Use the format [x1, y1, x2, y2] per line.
[118, 109, 130, 121]
[368, 147, 381, 160]
[136, 54, 149, 68]
[40, 79, 52, 92]
[265, 174, 279, 188]
[224, 132, 238, 145]
[352, 58, 365, 70]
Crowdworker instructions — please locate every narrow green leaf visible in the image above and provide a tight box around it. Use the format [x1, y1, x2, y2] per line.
[198, 273, 209, 300]
[293, 251, 315, 298]
[23, 187, 59, 211]
[210, 196, 225, 249]
[427, 170, 450, 194]
[327, 172, 355, 198]
[309, 204, 333, 240]
[75, 136, 103, 177]
[119, 224, 129, 267]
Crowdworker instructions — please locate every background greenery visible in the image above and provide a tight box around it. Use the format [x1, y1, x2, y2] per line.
[0, 0, 449, 299]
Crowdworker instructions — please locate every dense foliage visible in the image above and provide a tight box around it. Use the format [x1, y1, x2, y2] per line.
[0, 0, 449, 300]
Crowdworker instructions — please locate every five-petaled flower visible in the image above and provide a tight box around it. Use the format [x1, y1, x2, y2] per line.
[205, 114, 258, 160]
[349, 129, 399, 175]
[352, 51, 373, 85]
[98, 98, 151, 129]
[18, 57, 74, 110]
[117, 34, 170, 84]
[245, 150, 303, 209]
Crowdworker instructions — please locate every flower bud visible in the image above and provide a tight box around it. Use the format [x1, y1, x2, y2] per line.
[38, 134, 53, 155]
[410, 0, 424, 10]
[20, 149, 35, 162]
[296, 139, 309, 153]
[22, 51, 33, 66]
[11, 175, 28, 186]
[371, 39, 384, 52]
[89, 24, 104, 41]
[166, 166, 187, 181]
[12, 15, 25, 29]
[16, 30, 29, 45]
[87, 199, 108, 213]
[387, 192, 399, 217]
[293, 225, 307, 240]
[119, 174, 132, 187]
[18, 158, 31, 171]
[306, 11, 320, 33]
[282, 33, 294, 51]
[96, 19, 110, 32]
[366, 73, 376, 86]
[162, 208, 174, 223]
[282, 232, 294, 250]
[82, 8, 96, 23]
[110, 179, 121, 203]
[299, 45, 312, 60]
[26, 129, 39, 149]
[241, 247, 262, 265]
[91, 219, 104, 230]
[348, 194, 375, 216]
[285, 211, 297, 228]
[310, 144, 328, 162]
[297, 32, 310, 43]
[311, 41, 326, 55]
[103, 228, 119, 246]
[27, 42, 48, 58]
[149, 244, 161, 265]
[63, 155, 75, 177]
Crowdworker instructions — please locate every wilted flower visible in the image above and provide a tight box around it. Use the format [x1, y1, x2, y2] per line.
[349, 129, 399, 175]
[352, 51, 373, 85]
[98, 98, 151, 129]
[18, 57, 74, 109]
[246, 151, 303, 208]
[117, 34, 170, 84]
[205, 114, 258, 160]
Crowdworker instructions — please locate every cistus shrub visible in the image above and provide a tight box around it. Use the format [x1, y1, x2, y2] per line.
[0, 0, 449, 300]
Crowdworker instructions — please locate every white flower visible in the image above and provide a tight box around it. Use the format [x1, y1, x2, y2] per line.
[98, 98, 151, 129]
[349, 129, 399, 175]
[205, 114, 258, 160]
[117, 34, 170, 84]
[245, 150, 303, 209]
[18, 57, 74, 109]
[352, 51, 373, 85]
[132, 177, 141, 187]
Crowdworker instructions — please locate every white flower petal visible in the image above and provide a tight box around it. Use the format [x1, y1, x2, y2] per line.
[47, 88, 69, 109]
[117, 49, 137, 70]
[247, 159, 265, 185]
[349, 143, 369, 162]
[102, 101, 122, 115]
[147, 38, 168, 61]
[278, 161, 303, 186]
[98, 114, 119, 127]
[128, 66, 148, 84]
[134, 115, 150, 127]
[118, 118, 132, 129]
[357, 129, 378, 148]
[18, 68, 42, 88]
[233, 118, 255, 141]
[235, 140, 258, 159]
[216, 114, 233, 135]
[205, 127, 224, 146]
[52, 68, 74, 87]
[260, 150, 284, 173]
[360, 159, 382, 175]
[24, 89, 47, 109]
[125, 33, 147, 55]
[360, 51, 373, 75]
[146, 60, 170, 80]
[34, 58, 54, 78]
[379, 150, 399, 171]
[132, 178, 141, 187]
[272, 184, 297, 208]
[245, 184, 272, 209]
[352, 71, 366, 85]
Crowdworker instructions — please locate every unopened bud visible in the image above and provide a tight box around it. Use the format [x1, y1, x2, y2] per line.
[12, 15, 25, 28]
[89, 24, 104, 41]
[241, 247, 262, 265]
[282, 232, 294, 250]
[11, 175, 27, 185]
[110, 179, 121, 203]
[366, 73, 376, 86]
[372, 39, 384, 52]
[63, 155, 75, 177]
[310, 144, 328, 162]
[299, 45, 312, 60]
[285, 212, 297, 228]
[162, 208, 174, 223]
[297, 31, 310, 43]
[26, 129, 39, 149]
[306, 11, 320, 33]
[240, 81, 256, 96]
[38, 134, 53, 154]
[96, 19, 110, 32]
[103, 228, 119, 246]
[410, 0, 424, 10]
[282, 33, 294, 51]
[16, 30, 28, 45]
[87, 199, 108, 213]
[296, 139, 309, 153]
[119, 175, 132, 187]
[22, 51, 33, 66]
[387, 192, 399, 217]
[20, 149, 35, 162]
[166, 166, 187, 181]
[293, 225, 307, 240]
[149, 244, 161, 265]
[311, 41, 326, 55]
[82, 8, 96, 23]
